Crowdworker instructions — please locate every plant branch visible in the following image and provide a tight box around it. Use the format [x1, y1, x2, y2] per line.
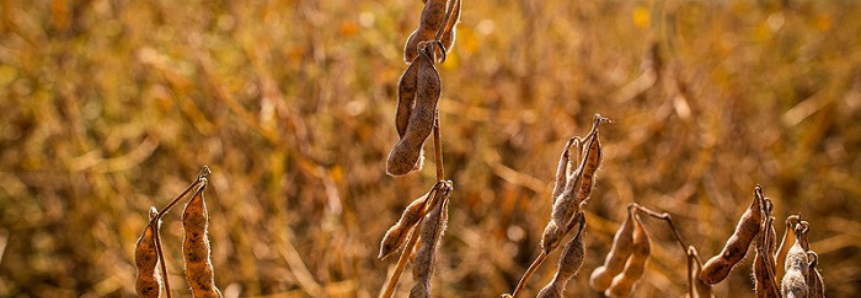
[510, 251, 547, 298]
[630, 203, 688, 253]
[433, 112, 444, 181]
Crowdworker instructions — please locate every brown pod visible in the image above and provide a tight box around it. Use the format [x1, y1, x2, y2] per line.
[403, 0, 448, 63]
[573, 117, 604, 205]
[396, 58, 422, 138]
[409, 184, 451, 298]
[544, 116, 605, 252]
[806, 251, 825, 298]
[440, 0, 462, 52]
[589, 207, 635, 291]
[387, 43, 441, 176]
[605, 214, 650, 298]
[700, 187, 763, 285]
[781, 228, 809, 298]
[754, 216, 780, 298]
[536, 212, 587, 298]
[182, 181, 223, 298]
[135, 207, 162, 298]
[379, 188, 435, 259]
[551, 138, 579, 205]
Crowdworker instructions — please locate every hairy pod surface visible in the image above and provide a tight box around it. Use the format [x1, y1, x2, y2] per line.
[590, 208, 635, 292]
[605, 214, 650, 298]
[403, 0, 448, 63]
[573, 122, 603, 205]
[555, 213, 587, 283]
[781, 231, 809, 298]
[700, 190, 763, 285]
[537, 212, 587, 298]
[551, 138, 578, 205]
[135, 207, 161, 298]
[182, 182, 223, 298]
[379, 189, 434, 259]
[387, 44, 441, 176]
[396, 59, 422, 138]
[544, 116, 605, 252]
[409, 184, 451, 298]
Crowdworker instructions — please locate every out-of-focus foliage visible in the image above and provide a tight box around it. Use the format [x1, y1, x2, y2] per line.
[0, 0, 859, 297]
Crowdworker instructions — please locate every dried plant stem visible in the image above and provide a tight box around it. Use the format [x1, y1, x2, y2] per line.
[687, 250, 695, 298]
[511, 251, 548, 298]
[150, 166, 211, 298]
[433, 115, 444, 181]
[630, 203, 688, 253]
[152, 226, 171, 298]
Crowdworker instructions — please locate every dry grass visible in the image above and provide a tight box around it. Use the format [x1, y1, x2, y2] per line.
[0, 0, 860, 297]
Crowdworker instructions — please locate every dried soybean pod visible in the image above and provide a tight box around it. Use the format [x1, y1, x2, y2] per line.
[379, 188, 437, 259]
[182, 180, 223, 298]
[754, 216, 780, 298]
[440, 0, 461, 51]
[776, 215, 801, 280]
[700, 186, 763, 285]
[403, 0, 448, 63]
[806, 252, 825, 298]
[552, 138, 580, 205]
[572, 115, 605, 205]
[536, 212, 587, 298]
[781, 227, 809, 298]
[409, 184, 451, 298]
[136, 207, 162, 298]
[543, 116, 606, 252]
[396, 58, 422, 138]
[605, 214, 650, 298]
[589, 207, 635, 292]
[387, 43, 441, 176]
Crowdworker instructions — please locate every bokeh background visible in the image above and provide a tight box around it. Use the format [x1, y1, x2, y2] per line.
[0, 0, 859, 297]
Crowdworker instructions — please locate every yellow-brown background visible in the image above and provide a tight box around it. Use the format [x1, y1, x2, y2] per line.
[0, 0, 859, 297]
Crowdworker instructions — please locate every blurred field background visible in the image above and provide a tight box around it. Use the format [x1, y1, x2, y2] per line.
[1, 0, 860, 297]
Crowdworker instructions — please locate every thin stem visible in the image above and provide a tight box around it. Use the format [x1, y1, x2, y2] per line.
[151, 166, 211, 225]
[152, 221, 172, 298]
[686, 246, 707, 298]
[630, 203, 688, 253]
[511, 251, 547, 298]
[686, 251, 694, 298]
[433, 113, 444, 181]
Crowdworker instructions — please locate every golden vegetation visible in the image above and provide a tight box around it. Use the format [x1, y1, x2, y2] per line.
[0, 0, 860, 297]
